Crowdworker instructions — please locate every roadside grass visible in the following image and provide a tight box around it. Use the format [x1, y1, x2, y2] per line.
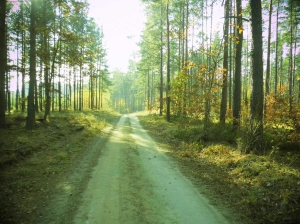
[137, 113, 300, 224]
[0, 110, 119, 224]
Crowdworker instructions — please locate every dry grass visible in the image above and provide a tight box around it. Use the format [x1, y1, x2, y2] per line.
[0, 110, 119, 224]
[137, 113, 300, 224]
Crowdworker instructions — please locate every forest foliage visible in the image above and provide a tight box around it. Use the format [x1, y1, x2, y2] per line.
[0, 0, 300, 153]
[109, 0, 300, 154]
[0, 0, 110, 130]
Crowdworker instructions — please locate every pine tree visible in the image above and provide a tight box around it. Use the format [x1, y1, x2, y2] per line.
[26, 0, 37, 130]
[0, 0, 6, 128]
[249, 0, 264, 153]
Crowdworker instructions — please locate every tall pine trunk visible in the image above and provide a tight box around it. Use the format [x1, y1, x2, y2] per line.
[233, 0, 243, 127]
[288, 2, 294, 112]
[43, 2, 51, 121]
[228, 0, 233, 110]
[79, 64, 82, 111]
[73, 67, 76, 110]
[34, 75, 39, 112]
[101, 75, 103, 108]
[16, 32, 20, 111]
[274, 0, 280, 94]
[99, 68, 102, 109]
[249, 0, 264, 154]
[43, 38, 51, 120]
[265, 0, 272, 97]
[21, 3, 26, 113]
[26, 0, 37, 130]
[166, 0, 171, 122]
[220, 0, 229, 125]
[0, 0, 6, 128]
[159, 0, 163, 116]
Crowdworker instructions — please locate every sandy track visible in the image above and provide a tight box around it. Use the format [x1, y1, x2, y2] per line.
[74, 114, 230, 224]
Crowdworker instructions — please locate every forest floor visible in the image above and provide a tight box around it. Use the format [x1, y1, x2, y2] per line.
[0, 111, 299, 223]
[0, 110, 119, 223]
[137, 112, 300, 224]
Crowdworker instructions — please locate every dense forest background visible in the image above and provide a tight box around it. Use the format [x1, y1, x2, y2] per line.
[109, 0, 300, 154]
[0, 0, 300, 153]
[0, 0, 111, 130]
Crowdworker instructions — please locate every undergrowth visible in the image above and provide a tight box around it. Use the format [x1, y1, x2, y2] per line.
[138, 112, 300, 224]
[0, 110, 119, 223]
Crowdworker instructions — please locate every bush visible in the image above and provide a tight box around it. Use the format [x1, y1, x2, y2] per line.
[237, 120, 263, 154]
[171, 127, 203, 142]
[209, 124, 236, 144]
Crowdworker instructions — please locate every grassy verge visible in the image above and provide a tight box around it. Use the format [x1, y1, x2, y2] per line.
[137, 112, 300, 224]
[0, 110, 120, 224]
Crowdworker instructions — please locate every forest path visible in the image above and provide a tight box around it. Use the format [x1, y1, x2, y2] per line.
[73, 114, 230, 224]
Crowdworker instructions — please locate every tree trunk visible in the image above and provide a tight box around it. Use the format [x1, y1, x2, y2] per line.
[95, 74, 98, 109]
[79, 60, 82, 111]
[58, 59, 62, 112]
[6, 70, 11, 114]
[26, 0, 37, 130]
[77, 78, 79, 109]
[43, 37, 51, 120]
[0, 0, 6, 128]
[166, 1, 171, 122]
[91, 75, 94, 109]
[147, 69, 150, 110]
[43, 1, 52, 120]
[233, 0, 243, 127]
[159, 0, 163, 116]
[51, 65, 55, 112]
[101, 75, 103, 108]
[265, 0, 273, 95]
[58, 78, 62, 111]
[249, 0, 264, 154]
[288, 2, 294, 113]
[293, 27, 297, 103]
[243, 28, 250, 108]
[39, 59, 43, 111]
[274, 0, 280, 94]
[280, 48, 283, 89]
[21, 3, 26, 113]
[73, 67, 76, 110]
[100, 63, 103, 109]
[265, 0, 273, 102]
[34, 75, 39, 112]
[220, 0, 229, 125]
[184, 0, 189, 115]
[228, 0, 232, 110]
[16, 32, 20, 111]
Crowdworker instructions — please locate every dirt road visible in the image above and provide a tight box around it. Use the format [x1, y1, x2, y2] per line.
[72, 114, 230, 224]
